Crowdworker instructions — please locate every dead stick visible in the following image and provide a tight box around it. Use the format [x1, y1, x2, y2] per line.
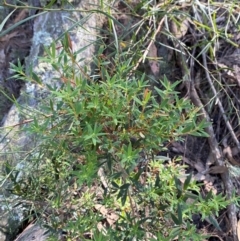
[202, 53, 240, 151]
[190, 83, 238, 241]
[173, 36, 238, 241]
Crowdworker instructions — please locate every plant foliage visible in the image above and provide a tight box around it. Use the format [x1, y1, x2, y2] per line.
[1, 0, 238, 240]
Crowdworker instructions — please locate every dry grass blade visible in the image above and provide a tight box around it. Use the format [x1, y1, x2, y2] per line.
[132, 16, 166, 73]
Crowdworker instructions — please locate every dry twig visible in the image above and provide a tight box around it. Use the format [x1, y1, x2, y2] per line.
[190, 76, 238, 241]
[202, 53, 240, 152]
[172, 30, 238, 241]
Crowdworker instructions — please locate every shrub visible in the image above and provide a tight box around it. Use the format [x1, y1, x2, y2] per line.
[2, 0, 237, 240]
[7, 34, 232, 241]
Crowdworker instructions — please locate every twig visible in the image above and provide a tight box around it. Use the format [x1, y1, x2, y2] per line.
[190, 5, 239, 238]
[190, 80, 238, 241]
[173, 32, 238, 241]
[132, 16, 166, 73]
[202, 52, 240, 152]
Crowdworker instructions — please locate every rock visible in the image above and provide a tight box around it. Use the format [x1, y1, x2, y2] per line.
[14, 223, 50, 241]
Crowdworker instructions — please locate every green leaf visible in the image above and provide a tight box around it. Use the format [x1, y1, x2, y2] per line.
[182, 125, 193, 134]
[0, 9, 16, 32]
[177, 203, 183, 224]
[207, 215, 222, 231]
[132, 168, 144, 181]
[133, 96, 143, 105]
[155, 174, 161, 188]
[183, 173, 192, 190]
[52, 63, 59, 71]
[0, 11, 47, 38]
[50, 99, 54, 111]
[45, 0, 57, 8]
[184, 192, 199, 200]
[169, 226, 181, 239]
[174, 176, 182, 197]
[117, 183, 130, 206]
[74, 102, 83, 115]
[111, 181, 119, 189]
[171, 213, 180, 225]
[205, 190, 213, 201]
[32, 72, 42, 85]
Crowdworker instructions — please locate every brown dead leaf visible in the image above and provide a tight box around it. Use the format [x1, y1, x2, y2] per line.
[208, 166, 228, 174]
[183, 156, 205, 173]
[237, 219, 240, 241]
[170, 17, 190, 39]
[95, 204, 108, 215]
[13, 9, 28, 24]
[206, 151, 216, 166]
[183, 156, 214, 183]
[97, 222, 107, 235]
[203, 176, 218, 194]
[171, 141, 185, 154]
[233, 65, 240, 87]
[193, 172, 206, 181]
[147, 43, 159, 76]
[106, 212, 119, 226]
[0, 49, 6, 65]
[0, 31, 19, 43]
[94, 204, 119, 226]
[98, 167, 108, 189]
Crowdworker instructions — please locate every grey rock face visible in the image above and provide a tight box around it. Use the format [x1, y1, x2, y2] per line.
[13, 223, 50, 241]
[0, 1, 103, 240]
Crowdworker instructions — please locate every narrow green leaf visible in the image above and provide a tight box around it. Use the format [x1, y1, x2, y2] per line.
[132, 168, 143, 181]
[52, 63, 59, 71]
[174, 176, 182, 198]
[74, 102, 82, 115]
[169, 226, 181, 240]
[127, 142, 132, 156]
[0, 9, 16, 32]
[183, 173, 192, 190]
[207, 215, 222, 231]
[32, 72, 42, 85]
[182, 125, 193, 134]
[155, 174, 161, 188]
[4, 162, 12, 175]
[183, 192, 195, 201]
[117, 183, 130, 206]
[0, 11, 47, 38]
[177, 204, 183, 224]
[133, 96, 143, 106]
[45, 0, 57, 8]
[111, 181, 119, 189]
[174, 176, 182, 192]
[205, 190, 213, 201]
[50, 99, 54, 111]
[171, 213, 180, 225]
